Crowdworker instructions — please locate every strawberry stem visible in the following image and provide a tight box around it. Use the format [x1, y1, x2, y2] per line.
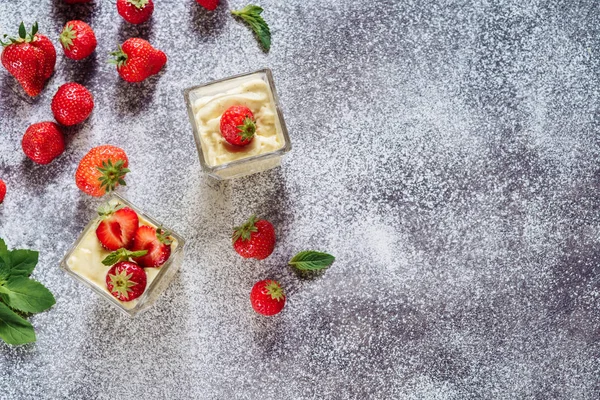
[232, 215, 259, 243]
[127, 0, 150, 9]
[97, 159, 130, 194]
[108, 45, 128, 67]
[60, 23, 76, 50]
[237, 116, 256, 141]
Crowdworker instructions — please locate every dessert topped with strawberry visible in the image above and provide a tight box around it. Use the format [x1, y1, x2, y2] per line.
[188, 70, 288, 169]
[63, 197, 183, 313]
[1, 22, 56, 97]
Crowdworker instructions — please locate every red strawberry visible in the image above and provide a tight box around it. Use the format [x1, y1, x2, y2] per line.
[1, 23, 55, 97]
[75, 145, 129, 197]
[59, 20, 97, 60]
[220, 105, 256, 146]
[232, 215, 275, 260]
[0, 180, 6, 204]
[196, 0, 219, 11]
[22, 122, 65, 165]
[131, 225, 173, 268]
[106, 261, 147, 302]
[109, 38, 166, 83]
[250, 280, 286, 316]
[95, 205, 139, 251]
[117, 0, 154, 25]
[51, 82, 94, 126]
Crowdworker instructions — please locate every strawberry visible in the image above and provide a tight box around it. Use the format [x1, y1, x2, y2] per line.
[59, 20, 97, 61]
[232, 215, 275, 260]
[131, 225, 173, 268]
[95, 204, 139, 251]
[1, 22, 55, 97]
[250, 280, 286, 316]
[196, 0, 219, 11]
[22, 122, 65, 165]
[75, 145, 129, 197]
[117, 0, 154, 25]
[106, 261, 147, 302]
[220, 105, 256, 146]
[51, 82, 94, 126]
[109, 38, 166, 83]
[0, 180, 6, 204]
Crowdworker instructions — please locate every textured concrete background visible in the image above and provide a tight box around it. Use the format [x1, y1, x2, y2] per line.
[1, 0, 599, 399]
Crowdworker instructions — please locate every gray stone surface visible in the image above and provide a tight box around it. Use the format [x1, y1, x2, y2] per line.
[0, 0, 599, 398]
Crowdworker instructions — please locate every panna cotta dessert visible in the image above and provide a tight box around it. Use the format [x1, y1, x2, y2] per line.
[184, 69, 291, 180]
[60, 195, 185, 316]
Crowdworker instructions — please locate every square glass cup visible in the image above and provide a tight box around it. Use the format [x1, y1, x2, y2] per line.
[59, 194, 185, 317]
[184, 68, 292, 180]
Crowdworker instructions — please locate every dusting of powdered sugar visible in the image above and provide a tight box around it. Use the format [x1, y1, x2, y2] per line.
[1, 0, 599, 399]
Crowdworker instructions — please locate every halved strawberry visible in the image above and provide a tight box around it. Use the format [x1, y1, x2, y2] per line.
[95, 204, 139, 251]
[131, 225, 172, 268]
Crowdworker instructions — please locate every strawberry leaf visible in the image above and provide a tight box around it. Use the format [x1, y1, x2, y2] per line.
[0, 302, 35, 346]
[289, 251, 335, 271]
[102, 248, 148, 266]
[0, 277, 55, 313]
[18, 22, 26, 40]
[231, 5, 271, 51]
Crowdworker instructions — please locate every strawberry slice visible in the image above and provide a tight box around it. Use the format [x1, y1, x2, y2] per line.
[131, 225, 172, 268]
[95, 204, 139, 251]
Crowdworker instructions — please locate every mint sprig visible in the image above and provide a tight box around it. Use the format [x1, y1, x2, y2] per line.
[0, 238, 55, 346]
[231, 5, 271, 51]
[288, 251, 335, 272]
[102, 248, 148, 266]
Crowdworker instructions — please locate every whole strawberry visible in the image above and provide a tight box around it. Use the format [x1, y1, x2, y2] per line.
[0, 180, 6, 204]
[22, 122, 65, 165]
[117, 0, 154, 24]
[220, 105, 256, 146]
[250, 280, 286, 316]
[75, 145, 129, 197]
[131, 225, 173, 268]
[59, 20, 96, 60]
[109, 38, 166, 83]
[1, 22, 56, 97]
[51, 82, 94, 126]
[196, 0, 219, 11]
[106, 261, 147, 302]
[96, 204, 139, 250]
[232, 215, 275, 260]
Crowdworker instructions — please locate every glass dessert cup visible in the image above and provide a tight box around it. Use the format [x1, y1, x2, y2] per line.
[60, 193, 185, 317]
[184, 68, 292, 180]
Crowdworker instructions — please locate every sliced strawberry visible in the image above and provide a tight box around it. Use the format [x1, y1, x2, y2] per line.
[131, 225, 172, 268]
[95, 205, 139, 251]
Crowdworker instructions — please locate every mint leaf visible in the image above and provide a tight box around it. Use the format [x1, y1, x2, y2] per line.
[0, 277, 56, 313]
[231, 5, 271, 51]
[0, 238, 7, 254]
[102, 248, 148, 266]
[289, 251, 335, 271]
[8, 249, 38, 277]
[0, 301, 35, 345]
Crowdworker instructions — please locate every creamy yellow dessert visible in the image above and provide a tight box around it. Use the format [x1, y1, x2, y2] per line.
[191, 75, 285, 167]
[66, 200, 178, 310]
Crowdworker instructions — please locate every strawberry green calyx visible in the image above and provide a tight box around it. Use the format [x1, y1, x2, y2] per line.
[107, 268, 138, 299]
[97, 159, 129, 194]
[102, 248, 148, 266]
[59, 24, 77, 50]
[237, 117, 256, 141]
[232, 215, 259, 243]
[108, 45, 128, 67]
[127, 0, 150, 8]
[156, 227, 173, 246]
[97, 201, 124, 217]
[1, 22, 39, 47]
[264, 280, 285, 301]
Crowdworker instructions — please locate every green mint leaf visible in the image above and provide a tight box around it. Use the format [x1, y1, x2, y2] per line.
[8, 249, 38, 277]
[289, 251, 335, 271]
[231, 5, 271, 51]
[0, 301, 35, 345]
[102, 248, 148, 266]
[0, 238, 7, 254]
[0, 276, 56, 313]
